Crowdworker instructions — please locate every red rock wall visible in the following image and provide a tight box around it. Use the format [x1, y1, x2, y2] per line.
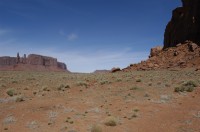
[0, 57, 17, 66]
[0, 54, 67, 71]
[164, 0, 200, 48]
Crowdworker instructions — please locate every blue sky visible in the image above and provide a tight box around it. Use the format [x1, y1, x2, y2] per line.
[0, 0, 181, 72]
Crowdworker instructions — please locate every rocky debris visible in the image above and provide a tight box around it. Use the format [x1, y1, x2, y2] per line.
[149, 46, 163, 57]
[164, 0, 200, 48]
[0, 53, 68, 72]
[123, 41, 200, 71]
[111, 67, 121, 73]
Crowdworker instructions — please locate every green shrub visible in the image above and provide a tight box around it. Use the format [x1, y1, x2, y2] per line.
[183, 80, 197, 87]
[174, 80, 197, 92]
[136, 79, 141, 82]
[100, 80, 110, 85]
[116, 78, 122, 82]
[130, 86, 140, 90]
[77, 81, 88, 88]
[6, 89, 15, 96]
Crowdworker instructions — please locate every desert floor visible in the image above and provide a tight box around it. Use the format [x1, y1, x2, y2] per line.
[0, 69, 200, 132]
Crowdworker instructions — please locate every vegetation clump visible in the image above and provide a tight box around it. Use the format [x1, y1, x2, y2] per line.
[174, 80, 197, 92]
[104, 116, 117, 126]
[91, 124, 102, 132]
[6, 89, 16, 96]
[77, 81, 88, 88]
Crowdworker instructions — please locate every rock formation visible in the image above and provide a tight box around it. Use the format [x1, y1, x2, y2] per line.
[123, 41, 200, 71]
[111, 67, 121, 73]
[164, 0, 200, 48]
[149, 46, 163, 58]
[0, 53, 68, 72]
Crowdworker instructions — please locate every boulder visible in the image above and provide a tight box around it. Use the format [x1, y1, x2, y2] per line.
[188, 43, 198, 52]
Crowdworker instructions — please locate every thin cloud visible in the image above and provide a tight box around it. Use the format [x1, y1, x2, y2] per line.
[59, 29, 65, 36]
[67, 33, 78, 41]
[59, 30, 78, 41]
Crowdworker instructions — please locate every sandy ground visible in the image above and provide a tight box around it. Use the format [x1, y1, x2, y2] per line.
[0, 69, 200, 132]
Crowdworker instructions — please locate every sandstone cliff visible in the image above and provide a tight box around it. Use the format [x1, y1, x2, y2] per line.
[164, 0, 200, 48]
[0, 53, 68, 72]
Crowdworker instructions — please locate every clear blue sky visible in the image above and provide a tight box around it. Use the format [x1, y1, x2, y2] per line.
[0, 0, 181, 72]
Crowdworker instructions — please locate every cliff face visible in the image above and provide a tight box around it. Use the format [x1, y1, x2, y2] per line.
[164, 0, 200, 48]
[0, 53, 68, 72]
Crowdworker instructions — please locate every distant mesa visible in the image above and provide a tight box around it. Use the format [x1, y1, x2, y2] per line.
[164, 0, 200, 48]
[0, 53, 69, 72]
[93, 70, 110, 73]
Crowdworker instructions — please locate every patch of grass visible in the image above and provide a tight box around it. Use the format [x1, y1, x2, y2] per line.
[27, 77, 36, 81]
[0, 84, 6, 88]
[133, 109, 139, 112]
[148, 83, 152, 86]
[6, 89, 16, 97]
[100, 80, 110, 85]
[77, 81, 88, 88]
[184, 80, 197, 87]
[116, 78, 122, 82]
[27, 121, 39, 129]
[130, 86, 140, 90]
[12, 80, 18, 84]
[69, 121, 74, 124]
[3, 116, 16, 124]
[131, 113, 137, 118]
[48, 111, 58, 119]
[136, 79, 142, 82]
[104, 116, 117, 126]
[57, 84, 70, 91]
[174, 80, 197, 92]
[15, 96, 25, 102]
[91, 124, 102, 132]
[33, 91, 37, 95]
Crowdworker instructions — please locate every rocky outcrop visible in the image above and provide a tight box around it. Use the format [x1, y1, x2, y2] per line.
[123, 41, 200, 71]
[0, 53, 68, 72]
[164, 0, 200, 48]
[149, 46, 163, 57]
[111, 67, 121, 73]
